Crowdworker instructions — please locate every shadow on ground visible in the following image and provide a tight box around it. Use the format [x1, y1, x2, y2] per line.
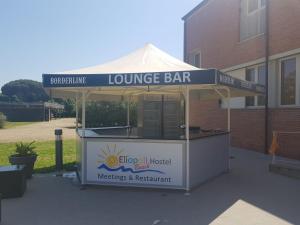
[34, 162, 76, 173]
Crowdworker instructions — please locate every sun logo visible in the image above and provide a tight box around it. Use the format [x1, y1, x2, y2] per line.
[105, 155, 119, 168]
[97, 144, 123, 168]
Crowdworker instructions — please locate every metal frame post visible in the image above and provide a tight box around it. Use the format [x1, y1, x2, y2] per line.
[213, 87, 231, 171]
[48, 107, 51, 121]
[82, 91, 86, 135]
[226, 88, 231, 171]
[127, 95, 130, 136]
[226, 88, 231, 133]
[213, 87, 231, 132]
[75, 93, 79, 130]
[81, 91, 86, 185]
[185, 86, 190, 191]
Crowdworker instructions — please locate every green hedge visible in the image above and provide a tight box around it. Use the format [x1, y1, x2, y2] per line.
[79, 101, 137, 128]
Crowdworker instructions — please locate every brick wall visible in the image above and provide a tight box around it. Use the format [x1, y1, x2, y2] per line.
[185, 0, 300, 160]
[189, 99, 227, 129]
[185, 0, 300, 70]
[185, 0, 264, 69]
[269, 0, 300, 56]
[270, 109, 300, 160]
[190, 98, 300, 160]
[189, 99, 266, 153]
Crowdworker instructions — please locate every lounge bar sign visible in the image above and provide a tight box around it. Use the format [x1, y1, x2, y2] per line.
[217, 71, 265, 94]
[43, 70, 216, 87]
[43, 69, 265, 94]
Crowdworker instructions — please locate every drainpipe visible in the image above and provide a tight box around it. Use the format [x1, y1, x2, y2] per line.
[183, 20, 187, 62]
[264, 0, 270, 154]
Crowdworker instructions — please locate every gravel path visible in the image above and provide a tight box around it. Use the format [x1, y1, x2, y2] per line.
[0, 118, 76, 143]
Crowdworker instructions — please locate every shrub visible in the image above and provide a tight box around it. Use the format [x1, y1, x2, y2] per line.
[0, 112, 7, 128]
[14, 141, 37, 156]
[78, 101, 137, 128]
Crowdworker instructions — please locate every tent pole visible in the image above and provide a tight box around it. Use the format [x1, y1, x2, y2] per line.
[82, 91, 86, 136]
[75, 93, 79, 130]
[227, 88, 231, 132]
[127, 95, 130, 136]
[226, 87, 231, 172]
[185, 86, 190, 192]
[80, 91, 86, 185]
[212, 87, 231, 132]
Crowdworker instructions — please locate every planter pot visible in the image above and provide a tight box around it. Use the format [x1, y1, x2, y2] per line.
[9, 155, 37, 179]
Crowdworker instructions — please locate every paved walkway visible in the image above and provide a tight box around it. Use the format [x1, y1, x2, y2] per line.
[0, 118, 76, 143]
[2, 148, 300, 225]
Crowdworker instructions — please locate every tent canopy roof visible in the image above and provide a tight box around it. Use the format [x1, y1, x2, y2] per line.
[57, 43, 200, 74]
[43, 43, 265, 100]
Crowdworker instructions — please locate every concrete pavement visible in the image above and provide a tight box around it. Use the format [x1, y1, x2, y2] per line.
[1, 148, 300, 225]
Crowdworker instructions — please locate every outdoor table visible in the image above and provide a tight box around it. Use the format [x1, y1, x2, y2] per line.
[0, 165, 27, 198]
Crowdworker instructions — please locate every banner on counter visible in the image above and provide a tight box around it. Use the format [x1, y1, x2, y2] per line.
[86, 141, 184, 187]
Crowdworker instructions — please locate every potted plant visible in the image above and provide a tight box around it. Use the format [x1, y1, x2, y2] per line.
[9, 141, 38, 178]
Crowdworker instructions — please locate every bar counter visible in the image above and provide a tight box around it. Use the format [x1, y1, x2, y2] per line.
[76, 128, 229, 190]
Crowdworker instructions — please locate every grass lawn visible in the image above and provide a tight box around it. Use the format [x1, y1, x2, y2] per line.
[4, 121, 36, 129]
[0, 139, 76, 173]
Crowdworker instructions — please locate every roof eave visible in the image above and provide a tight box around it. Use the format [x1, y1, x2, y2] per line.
[182, 0, 210, 21]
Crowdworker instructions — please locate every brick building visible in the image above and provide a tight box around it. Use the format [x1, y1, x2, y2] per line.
[183, 0, 300, 160]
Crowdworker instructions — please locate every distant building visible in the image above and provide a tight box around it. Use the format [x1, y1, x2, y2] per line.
[183, 0, 300, 159]
[0, 102, 64, 122]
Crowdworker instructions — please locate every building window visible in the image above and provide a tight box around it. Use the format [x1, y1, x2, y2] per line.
[188, 52, 201, 68]
[257, 65, 266, 106]
[248, 0, 259, 14]
[245, 65, 266, 107]
[194, 53, 201, 68]
[240, 0, 266, 41]
[245, 68, 255, 107]
[281, 58, 296, 105]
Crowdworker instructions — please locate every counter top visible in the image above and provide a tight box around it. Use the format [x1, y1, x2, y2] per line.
[77, 129, 229, 141]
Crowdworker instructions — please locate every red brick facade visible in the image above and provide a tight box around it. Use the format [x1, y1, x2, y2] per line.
[189, 100, 300, 160]
[184, 0, 300, 159]
[185, 0, 264, 69]
[184, 0, 300, 69]
[269, 0, 300, 56]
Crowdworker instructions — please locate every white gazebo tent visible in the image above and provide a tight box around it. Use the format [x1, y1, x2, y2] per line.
[43, 44, 264, 191]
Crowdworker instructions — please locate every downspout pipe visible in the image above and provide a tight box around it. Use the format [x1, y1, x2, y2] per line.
[264, 0, 270, 154]
[183, 20, 187, 62]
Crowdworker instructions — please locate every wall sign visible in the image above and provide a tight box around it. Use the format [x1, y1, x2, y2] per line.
[86, 141, 184, 187]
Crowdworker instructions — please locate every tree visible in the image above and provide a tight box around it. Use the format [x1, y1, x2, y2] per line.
[0, 93, 10, 102]
[1, 79, 49, 102]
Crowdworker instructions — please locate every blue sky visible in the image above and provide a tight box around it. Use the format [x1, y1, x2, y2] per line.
[0, 0, 201, 88]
